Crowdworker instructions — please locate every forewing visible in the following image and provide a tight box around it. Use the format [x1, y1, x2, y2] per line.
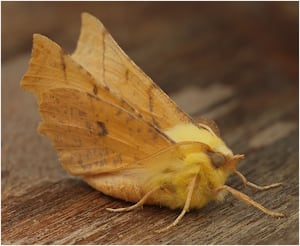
[39, 88, 172, 175]
[21, 34, 134, 114]
[21, 34, 172, 176]
[72, 13, 193, 130]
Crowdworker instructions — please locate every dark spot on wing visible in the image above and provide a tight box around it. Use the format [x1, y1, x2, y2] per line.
[125, 69, 129, 83]
[147, 84, 161, 128]
[162, 168, 174, 174]
[93, 85, 98, 95]
[60, 50, 67, 80]
[148, 88, 154, 112]
[97, 121, 108, 136]
[102, 31, 106, 84]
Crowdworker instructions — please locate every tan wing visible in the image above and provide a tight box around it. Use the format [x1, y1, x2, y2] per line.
[21, 34, 172, 176]
[39, 88, 172, 175]
[72, 13, 193, 130]
[21, 34, 135, 115]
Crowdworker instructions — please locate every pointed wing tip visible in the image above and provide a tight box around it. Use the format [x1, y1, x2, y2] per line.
[80, 12, 105, 29]
[73, 12, 106, 57]
[32, 33, 51, 43]
[33, 33, 44, 39]
[20, 34, 47, 90]
[81, 12, 96, 22]
[21, 34, 62, 91]
[31, 33, 60, 53]
[81, 12, 93, 19]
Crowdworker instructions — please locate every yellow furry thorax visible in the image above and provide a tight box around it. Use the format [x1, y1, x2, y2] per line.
[154, 123, 236, 209]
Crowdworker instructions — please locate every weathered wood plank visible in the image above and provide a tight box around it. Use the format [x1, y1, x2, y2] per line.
[2, 2, 298, 244]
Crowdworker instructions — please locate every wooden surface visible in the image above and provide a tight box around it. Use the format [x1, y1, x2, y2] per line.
[2, 2, 298, 244]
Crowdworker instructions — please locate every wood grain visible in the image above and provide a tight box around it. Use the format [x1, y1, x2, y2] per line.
[2, 2, 298, 244]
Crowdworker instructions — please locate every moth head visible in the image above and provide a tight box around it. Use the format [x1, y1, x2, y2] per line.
[164, 123, 244, 171]
[197, 123, 245, 171]
[208, 150, 245, 171]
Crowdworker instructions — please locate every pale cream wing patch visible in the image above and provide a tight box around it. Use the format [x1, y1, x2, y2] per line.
[72, 13, 193, 130]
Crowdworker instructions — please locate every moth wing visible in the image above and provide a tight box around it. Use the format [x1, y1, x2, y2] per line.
[72, 13, 193, 130]
[39, 88, 172, 176]
[21, 35, 172, 176]
[21, 34, 133, 113]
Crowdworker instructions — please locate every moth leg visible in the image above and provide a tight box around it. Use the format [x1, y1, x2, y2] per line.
[217, 185, 285, 217]
[155, 175, 198, 233]
[235, 170, 283, 191]
[106, 187, 159, 212]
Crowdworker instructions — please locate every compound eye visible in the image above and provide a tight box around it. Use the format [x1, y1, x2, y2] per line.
[208, 152, 226, 168]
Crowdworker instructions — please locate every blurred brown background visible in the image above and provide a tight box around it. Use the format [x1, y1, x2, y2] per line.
[2, 2, 298, 244]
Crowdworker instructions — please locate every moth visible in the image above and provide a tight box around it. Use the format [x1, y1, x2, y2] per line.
[21, 13, 284, 232]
